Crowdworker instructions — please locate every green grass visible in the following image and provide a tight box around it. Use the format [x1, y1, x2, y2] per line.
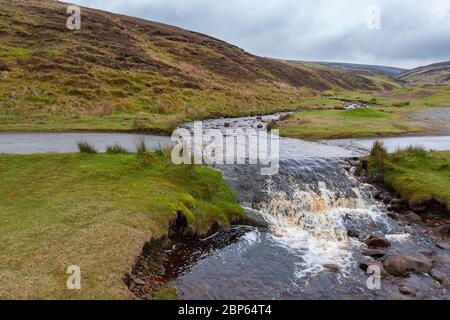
[275, 86, 450, 139]
[277, 108, 423, 139]
[367, 149, 450, 209]
[106, 144, 128, 154]
[0, 153, 243, 299]
[77, 141, 98, 154]
[152, 284, 178, 300]
[0, 45, 30, 58]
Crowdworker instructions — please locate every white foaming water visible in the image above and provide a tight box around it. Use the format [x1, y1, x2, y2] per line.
[256, 180, 390, 278]
[242, 230, 261, 246]
[385, 233, 411, 243]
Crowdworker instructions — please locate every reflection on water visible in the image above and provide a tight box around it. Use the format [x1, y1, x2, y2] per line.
[0, 132, 172, 154]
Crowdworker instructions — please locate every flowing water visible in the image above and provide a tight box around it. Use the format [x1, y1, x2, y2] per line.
[168, 159, 406, 299]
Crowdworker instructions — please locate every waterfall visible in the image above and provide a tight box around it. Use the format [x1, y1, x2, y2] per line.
[221, 158, 394, 277]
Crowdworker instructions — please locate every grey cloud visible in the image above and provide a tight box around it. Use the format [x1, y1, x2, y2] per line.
[69, 0, 450, 68]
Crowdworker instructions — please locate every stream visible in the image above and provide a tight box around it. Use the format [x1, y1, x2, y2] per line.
[1, 114, 449, 300]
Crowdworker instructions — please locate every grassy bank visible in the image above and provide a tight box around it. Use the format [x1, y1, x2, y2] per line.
[366, 146, 450, 210]
[0, 152, 243, 299]
[275, 86, 450, 140]
[277, 108, 423, 139]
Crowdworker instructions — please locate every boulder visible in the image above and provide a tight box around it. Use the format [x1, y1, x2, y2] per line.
[359, 262, 369, 272]
[132, 277, 146, 286]
[436, 225, 450, 237]
[430, 269, 448, 285]
[418, 249, 433, 257]
[244, 208, 269, 228]
[362, 249, 387, 259]
[404, 212, 422, 223]
[383, 253, 433, 277]
[371, 189, 382, 199]
[380, 193, 393, 204]
[366, 235, 391, 248]
[373, 173, 384, 184]
[435, 241, 450, 251]
[409, 201, 427, 213]
[347, 228, 360, 238]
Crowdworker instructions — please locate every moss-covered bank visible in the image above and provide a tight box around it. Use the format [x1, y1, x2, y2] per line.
[365, 147, 450, 213]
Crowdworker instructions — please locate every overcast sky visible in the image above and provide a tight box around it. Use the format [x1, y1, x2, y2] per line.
[68, 0, 450, 69]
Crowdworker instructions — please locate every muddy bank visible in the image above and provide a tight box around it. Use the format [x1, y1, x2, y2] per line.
[126, 212, 248, 300]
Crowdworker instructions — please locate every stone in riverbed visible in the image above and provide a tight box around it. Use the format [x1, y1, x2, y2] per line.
[435, 241, 450, 251]
[346, 228, 360, 238]
[404, 212, 422, 223]
[362, 249, 386, 259]
[418, 249, 433, 257]
[436, 225, 450, 237]
[132, 277, 146, 286]
[244, 208, 269, 228]
[383, 253, 433, 277]
[323, 264, 341, 273]
[366, 235, 391, 248]
[380, 192, 393, 204]
[371, 189, 382, 199]
[430, 269, 448, 285]
[372, 173, 384, 184]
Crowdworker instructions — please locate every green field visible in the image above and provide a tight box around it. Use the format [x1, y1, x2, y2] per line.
[0, 152, 243, 299]
[275, 86, 450, 139]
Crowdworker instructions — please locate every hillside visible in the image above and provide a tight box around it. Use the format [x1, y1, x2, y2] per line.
[310, 62, 407, 77]
[0, 0, 397, 133]
[398, 61, 450, 86]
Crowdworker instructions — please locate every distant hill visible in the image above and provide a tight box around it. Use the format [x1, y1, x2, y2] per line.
[306, 62, 407, 77]
[397, 61, 450, 86]
[0, 0, 399, 132]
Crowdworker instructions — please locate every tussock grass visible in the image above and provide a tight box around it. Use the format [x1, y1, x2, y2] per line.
[366, 148, 450, 209]
[370, 140, 387, 172]
[106, 144, 128, 154]
[76, 140, 97, 154]
[135, 138, 148, 154]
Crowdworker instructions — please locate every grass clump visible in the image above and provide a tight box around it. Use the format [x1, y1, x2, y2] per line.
[106, 144, 128, 154]
[77, 140, 97, 154]
[370, 140, 387, 172]
[366, 148, 450, 210]
[135, 138, 149, 154]
[152, 284, 178, 300]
